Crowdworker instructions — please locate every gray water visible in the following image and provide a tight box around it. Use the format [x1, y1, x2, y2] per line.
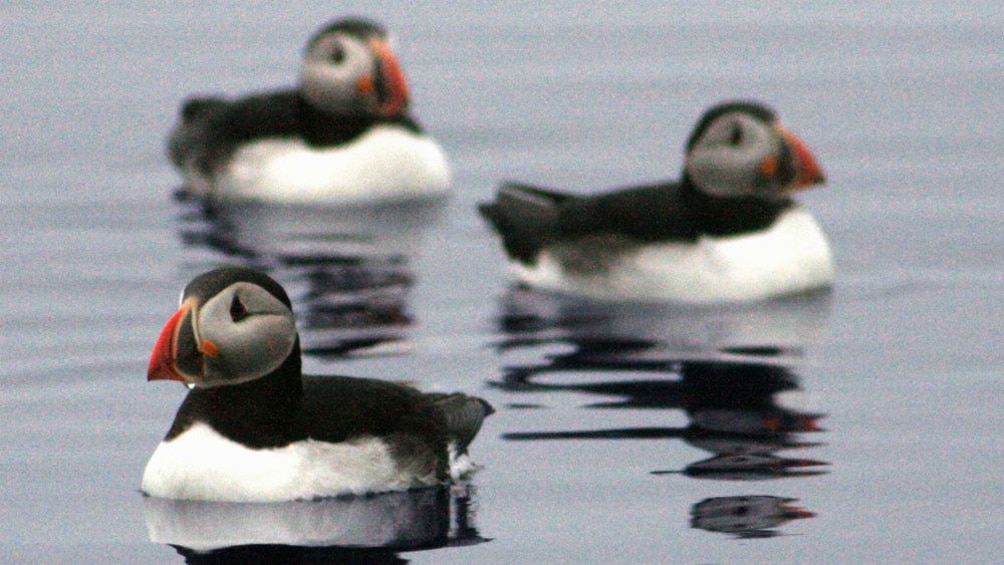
[2, 2, 1002, 563]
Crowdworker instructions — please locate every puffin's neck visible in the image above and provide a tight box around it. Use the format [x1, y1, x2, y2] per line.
[297, 95, 421, 146]
[165, 342, 306, 448]
[679, 174, 793, 236]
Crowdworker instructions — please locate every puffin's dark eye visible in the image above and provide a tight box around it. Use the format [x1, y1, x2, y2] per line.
[230, 294, 249, 322]
[729, 123, 743, 145]
[330, 45, 346, 64]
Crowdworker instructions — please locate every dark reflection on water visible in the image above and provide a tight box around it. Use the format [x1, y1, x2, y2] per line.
[491, 287, 831, 538]
[690, 495, 815, 540]
[144, 485, 486, 561]
[176, 196, 446, 359]
[501, 360, 827, 481]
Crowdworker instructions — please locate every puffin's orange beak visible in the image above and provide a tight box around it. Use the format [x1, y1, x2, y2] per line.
[147, 305, 189, 383]
[779, 126, 826, 190]
[368, 38, 409, 117]
[148, 297, 219, 384]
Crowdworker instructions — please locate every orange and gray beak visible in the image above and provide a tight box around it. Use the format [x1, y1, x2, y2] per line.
[148, 304, 189, 383]
[363, 38, 409, 117]
[148, 298, 218, 384]
[778, 125, 826, 190]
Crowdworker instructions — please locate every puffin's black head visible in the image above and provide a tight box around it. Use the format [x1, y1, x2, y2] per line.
[683, 100, 825, 200]
[148, 267, 298, 388]
[307, 17, 388, 46]
[300, 17, 409, 118]
[181, 267, 293, 311]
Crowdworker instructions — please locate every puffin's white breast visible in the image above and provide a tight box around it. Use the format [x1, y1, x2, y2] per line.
[188, 125, 450, 205]
[141, 422, 439, 502]
[511, 208, 834, 303]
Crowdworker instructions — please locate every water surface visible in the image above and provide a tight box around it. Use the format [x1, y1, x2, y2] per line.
[2, 2, 1002, 563]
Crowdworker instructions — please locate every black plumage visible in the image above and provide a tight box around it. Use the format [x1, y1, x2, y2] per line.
[169, 91, 422, 177]
[479, 180, 793, 266]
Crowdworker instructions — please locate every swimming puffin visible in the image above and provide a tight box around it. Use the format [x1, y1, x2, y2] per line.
[168, 17, 450, 204]
[141, 267, 491, 502]
[478, 101, 834, 303]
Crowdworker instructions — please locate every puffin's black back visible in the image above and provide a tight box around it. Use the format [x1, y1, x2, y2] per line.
[564, 181, 794, 241]
[173, 90, 423, 176]
[480, 180, 793, 265]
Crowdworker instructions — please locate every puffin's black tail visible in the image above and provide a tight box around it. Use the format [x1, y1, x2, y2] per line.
[179, 96, 228, 124]
[167, 97, 228, 169]
[477, 182, 573, 265]
[428, 393, 494, 455]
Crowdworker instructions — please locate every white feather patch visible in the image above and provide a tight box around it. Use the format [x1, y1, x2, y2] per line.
[447, 442, 477, 480]
[186, 125, 450, 204]
[511, 208, 834, 303]
[142, 423, 440, 503]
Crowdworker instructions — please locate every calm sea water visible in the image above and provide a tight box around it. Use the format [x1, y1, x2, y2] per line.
[2, 2, 1002, 563]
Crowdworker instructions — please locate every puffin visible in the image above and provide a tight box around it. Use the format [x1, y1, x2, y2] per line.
[168, 17, 450, 204]
[478, 101, 834, 304]
[141, 267, 492, 502]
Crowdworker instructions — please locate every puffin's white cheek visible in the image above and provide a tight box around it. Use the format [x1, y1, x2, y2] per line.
[687, 152, 761, 197]
[301, 40, 375, 112]
[211, 315, 297, 381]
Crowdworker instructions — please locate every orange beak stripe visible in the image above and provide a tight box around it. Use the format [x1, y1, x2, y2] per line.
[356, 75, 375, 96]
[199, 339, 219, 358]
[759, 156, 778, 177]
